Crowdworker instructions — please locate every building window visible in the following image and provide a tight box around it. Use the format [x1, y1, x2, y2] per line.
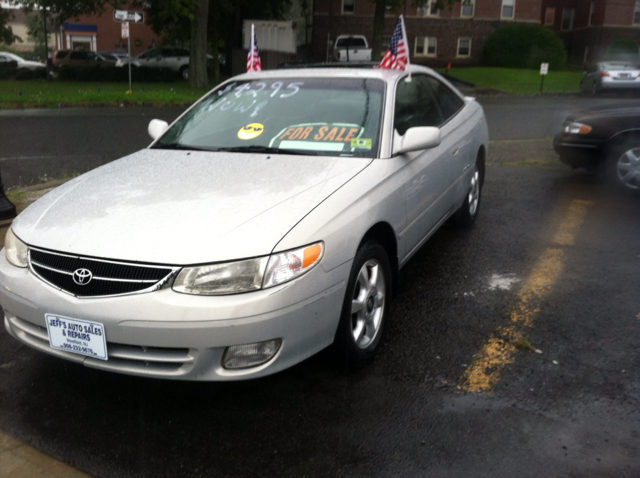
[342, 0, 354, 14]
[561, 8, 575, 31]
[461, 0, 474, 18]
[501, 0, 515, 19]
[635, 0, 640, 24]
[589, 1, 596, 26]
[415, 36, 437, 56]
[545, 7, 555, 25]
[457, 38, 471, 57]
[417, 0, 438, 17]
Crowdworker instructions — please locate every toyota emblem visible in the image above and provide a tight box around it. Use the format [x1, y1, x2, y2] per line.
[72, 268, 93, 286]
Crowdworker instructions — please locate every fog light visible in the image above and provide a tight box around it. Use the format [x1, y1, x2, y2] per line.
[222, 339, 282, 370]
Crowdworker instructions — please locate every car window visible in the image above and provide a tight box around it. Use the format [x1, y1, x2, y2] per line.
[0, 54, 8, 62]
[55, 51, 68, 59]
[156, 77, 385, 158]
[336, 37, 367, 48]
[425, 76, 464, 121]
[394, 75, 443, 135]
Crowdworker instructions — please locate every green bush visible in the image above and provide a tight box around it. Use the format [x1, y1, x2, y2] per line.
[483, 25, 567, 70]
[57, 66, 177, 82]
[604, 38, 639, 61]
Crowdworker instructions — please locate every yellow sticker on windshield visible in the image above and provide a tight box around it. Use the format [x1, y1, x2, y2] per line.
[351, 138, 372, 149]
[238, 123, 264, 140]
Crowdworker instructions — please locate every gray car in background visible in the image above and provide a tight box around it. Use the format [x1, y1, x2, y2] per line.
[117, 47, 195, 79]
[580, 61, 640, 96]
[1, 65, 489, 381]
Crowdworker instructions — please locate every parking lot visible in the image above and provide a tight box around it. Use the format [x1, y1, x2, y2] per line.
[0, 95, 639, 477]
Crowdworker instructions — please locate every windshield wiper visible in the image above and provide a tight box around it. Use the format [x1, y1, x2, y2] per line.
[213, 145, 316, 155]
[152, 143, 212, 151]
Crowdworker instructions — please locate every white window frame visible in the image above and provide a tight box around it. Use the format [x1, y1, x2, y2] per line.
[457, 38, 471, 58]
[589, 1, 596, 26]
[414, 36, 437, 57]
[501, 0, 515, 20]
[544, 7, 555, 26]
[561, 7, 575, 31]
[342, 0, 355, 14]
[634, 0, 640, 24]
[461, 0, 474, 18]
[417, 0, 438, 17]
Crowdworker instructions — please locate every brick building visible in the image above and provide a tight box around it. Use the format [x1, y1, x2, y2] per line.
[54, 4, 159, 56]
[541, 0, 640, 63]
[313, 0, 543, 66]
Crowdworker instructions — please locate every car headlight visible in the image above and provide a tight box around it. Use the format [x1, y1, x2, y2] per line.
[564, 122, 592, 134]
[172, 242, 323, 295]
[5, 228, 28, 268]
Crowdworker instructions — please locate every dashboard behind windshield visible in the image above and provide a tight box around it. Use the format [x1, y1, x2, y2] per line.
[155, 77, 385, 158]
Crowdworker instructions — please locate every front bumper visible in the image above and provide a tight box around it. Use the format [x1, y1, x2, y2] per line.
[553, 133, 605, 170]
[0, 253, 349, 381]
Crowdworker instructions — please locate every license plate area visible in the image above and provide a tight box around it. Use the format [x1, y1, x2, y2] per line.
[45, 314, 108, 360]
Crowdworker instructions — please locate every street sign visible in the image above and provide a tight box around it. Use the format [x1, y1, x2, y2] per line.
[113, 10, 144, 23]
[540, 63, 549, 75]
[121, 22, 129, 39]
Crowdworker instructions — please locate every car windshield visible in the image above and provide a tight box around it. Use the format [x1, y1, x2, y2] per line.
[155, 77, 385, 157]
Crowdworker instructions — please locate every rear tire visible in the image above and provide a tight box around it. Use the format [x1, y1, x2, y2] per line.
[180, 66, 188, 80]
[333, 241, 392, 368]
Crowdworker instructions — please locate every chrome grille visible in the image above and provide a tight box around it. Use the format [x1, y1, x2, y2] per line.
[29, 248, 179, 298]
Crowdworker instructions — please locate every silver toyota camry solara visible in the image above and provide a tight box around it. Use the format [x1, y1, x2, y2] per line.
[1, 65, 488, 380]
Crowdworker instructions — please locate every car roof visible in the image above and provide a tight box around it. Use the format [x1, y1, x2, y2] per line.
[234, 64, 434, 83]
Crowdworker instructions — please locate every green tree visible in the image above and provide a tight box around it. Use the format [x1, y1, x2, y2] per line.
[0, 8, 21, 45]
[25, 11, 49, 60]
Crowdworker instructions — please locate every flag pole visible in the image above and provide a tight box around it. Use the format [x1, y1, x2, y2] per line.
[400, 15, 411, 82]
[250, 24, 255, 71]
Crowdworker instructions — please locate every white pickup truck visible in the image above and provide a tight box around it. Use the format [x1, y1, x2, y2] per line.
[333, 35, 372, 62]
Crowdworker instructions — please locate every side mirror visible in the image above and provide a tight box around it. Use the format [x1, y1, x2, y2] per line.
[148, 119, 169, 140]
[392, 126, 441, 155]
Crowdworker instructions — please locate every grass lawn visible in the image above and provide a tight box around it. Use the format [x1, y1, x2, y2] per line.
[436, 67, 584, 95]
[0, 80, 219, 107]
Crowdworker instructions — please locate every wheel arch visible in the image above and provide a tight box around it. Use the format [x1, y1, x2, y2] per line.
[607, 129, 640, 152]
[476, 145, 486, 188]
[360, 221, 398, 297]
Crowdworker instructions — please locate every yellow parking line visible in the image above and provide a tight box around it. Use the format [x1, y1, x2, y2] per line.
[461, 200, 592, 393]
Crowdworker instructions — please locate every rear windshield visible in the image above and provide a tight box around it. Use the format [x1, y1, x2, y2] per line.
[155, 77, 385, 158]
[336, 38, 367, 48]
[601, 62, 638, 71]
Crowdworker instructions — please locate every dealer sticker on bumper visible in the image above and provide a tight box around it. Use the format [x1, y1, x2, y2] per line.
[45, 314, 108, 360]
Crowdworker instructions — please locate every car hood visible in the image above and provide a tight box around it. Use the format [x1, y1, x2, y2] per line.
[12, 149, 371, 264]
[567, 107, 640, 123]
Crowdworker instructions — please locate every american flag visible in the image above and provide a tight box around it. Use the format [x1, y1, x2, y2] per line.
[379, 16, 408, 70]
[247, 24, 262, 72]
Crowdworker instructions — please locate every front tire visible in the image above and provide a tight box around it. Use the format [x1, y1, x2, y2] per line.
[333, 241, 392, 368]
[606, 141, 640, 193]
